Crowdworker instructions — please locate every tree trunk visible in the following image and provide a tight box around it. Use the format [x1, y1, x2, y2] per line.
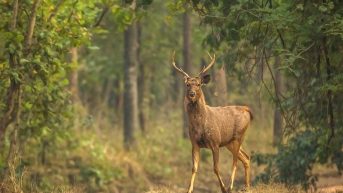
[273, 55, 283, 145]
[322, 37, 335, 143]
[213, 66, 228, 106]
[0, 0, 21, 142]
[137, 22, 149, 135]
[182, 11, 192, 138]
[171, 67, 180, 103]
[70, 47, 79, 102]
[255, 48, 264, 83]
[123, 21, 139, 149]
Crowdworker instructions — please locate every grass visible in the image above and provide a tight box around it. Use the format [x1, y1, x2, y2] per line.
[5, 101, 341, 193]
[146, 183, 303, 193]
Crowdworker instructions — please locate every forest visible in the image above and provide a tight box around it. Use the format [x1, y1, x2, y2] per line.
[0, 0, 343, 192]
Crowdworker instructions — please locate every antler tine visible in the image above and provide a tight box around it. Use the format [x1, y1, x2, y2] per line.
[171, 51, 190, 77]
[199, 52, 216, 75]
[207, 51, 213, 60]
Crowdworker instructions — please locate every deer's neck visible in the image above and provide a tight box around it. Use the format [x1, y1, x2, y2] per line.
[185, 90, 207, 123]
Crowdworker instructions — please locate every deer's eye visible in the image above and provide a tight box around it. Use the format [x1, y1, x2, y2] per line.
[197, 84, 201, 86]
[186, 83, 190, 87]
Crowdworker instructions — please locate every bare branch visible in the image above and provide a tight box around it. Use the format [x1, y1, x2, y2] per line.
[24, 0, 41, 52]
[10, 0, 19, 30]
[277, 29, 286, 49]
[263, 49, 296, 132]
[93, 6, 109, 28]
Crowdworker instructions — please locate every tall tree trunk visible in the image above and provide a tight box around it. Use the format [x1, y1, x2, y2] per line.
[213, 66, 228, 106]
[322, 37, 335, 143]
[255, 48, 264, 83]
[273, 56, 283, 145]
[171, 67, 180, 103]
[123, 21, 139, 149]
[70, 47, 79, 102]
[182, 11, 192, 138]
[0, 0, 20, 141]
[255, 48, 264, 109]
[137, 22, 149, 135]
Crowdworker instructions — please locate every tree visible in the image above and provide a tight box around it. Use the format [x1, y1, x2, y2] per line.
[0, 0, 101, 187]
[137, 22, 149, 134]
[213, 66, 228, 106]
[70, 47, 80, 102]
[182, 9, 192, 138]
[123, 1, 139, 149]
[273, 56, 283, 145]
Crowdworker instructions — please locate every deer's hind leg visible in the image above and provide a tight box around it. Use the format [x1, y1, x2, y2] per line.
[239, 148, 250, 189]
[226, 140, 241, 192]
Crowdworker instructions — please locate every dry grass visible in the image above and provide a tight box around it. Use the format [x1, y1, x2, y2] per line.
[146, 183, 304, 193]
[250, 183, 303, 193]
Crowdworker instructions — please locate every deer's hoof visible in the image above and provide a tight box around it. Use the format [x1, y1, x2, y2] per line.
[240, 186, 250, 192]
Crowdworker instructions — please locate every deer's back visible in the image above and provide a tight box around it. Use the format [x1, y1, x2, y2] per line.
[205, 105, 252, 147]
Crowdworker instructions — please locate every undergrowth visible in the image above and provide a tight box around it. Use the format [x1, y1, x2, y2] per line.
[0, 102, 277, 193]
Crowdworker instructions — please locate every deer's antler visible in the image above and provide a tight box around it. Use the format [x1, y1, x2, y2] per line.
[171, 51, 190, 78]
[199, 52, 216, 76]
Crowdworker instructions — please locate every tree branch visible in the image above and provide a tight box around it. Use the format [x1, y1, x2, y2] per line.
[10, 0, 19, 30]
[263, 49, 296, 132]
[277, 29, 286, 49]
[93, 6, 109, 28]
[24, 0, 41, 53]
[0, 0, 20, 139]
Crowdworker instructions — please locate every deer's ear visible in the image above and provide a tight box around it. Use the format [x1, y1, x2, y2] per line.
[201, 74, 211, 84]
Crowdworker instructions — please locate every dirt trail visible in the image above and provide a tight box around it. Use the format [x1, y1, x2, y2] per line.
[318, 185, 343, 193]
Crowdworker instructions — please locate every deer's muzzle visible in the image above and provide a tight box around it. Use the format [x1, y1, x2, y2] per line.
[189, 91, 196, 97]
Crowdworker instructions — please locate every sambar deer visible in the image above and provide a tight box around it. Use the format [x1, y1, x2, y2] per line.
[171, 52, 253, 193]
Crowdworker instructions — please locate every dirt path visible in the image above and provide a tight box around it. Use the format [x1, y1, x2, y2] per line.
[317, 170, 343, 193]
[318, 185, 343, 193]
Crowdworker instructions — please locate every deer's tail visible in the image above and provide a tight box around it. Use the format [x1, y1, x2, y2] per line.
[243, 106, 254, 121]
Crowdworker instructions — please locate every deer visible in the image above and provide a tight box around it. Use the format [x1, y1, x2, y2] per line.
[171, 52, 253, 193]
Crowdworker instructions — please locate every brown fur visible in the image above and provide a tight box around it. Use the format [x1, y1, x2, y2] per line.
[171, 52, 252, 193]
[183, 77, 252, 193]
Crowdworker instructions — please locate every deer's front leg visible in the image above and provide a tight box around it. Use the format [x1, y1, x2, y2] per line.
[212, 147, 227, 193]
[187, 145, 200, 193]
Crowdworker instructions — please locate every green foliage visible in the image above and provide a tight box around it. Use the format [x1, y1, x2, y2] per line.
[0, 0, 104, 191]
[254, 130, 319, 189]
[188, 0, 343, 190]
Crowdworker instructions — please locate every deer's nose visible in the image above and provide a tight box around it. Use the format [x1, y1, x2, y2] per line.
[189, 91, 196, 97]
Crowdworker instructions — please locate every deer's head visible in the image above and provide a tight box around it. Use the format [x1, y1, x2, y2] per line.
[171, 52, 215, 103]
